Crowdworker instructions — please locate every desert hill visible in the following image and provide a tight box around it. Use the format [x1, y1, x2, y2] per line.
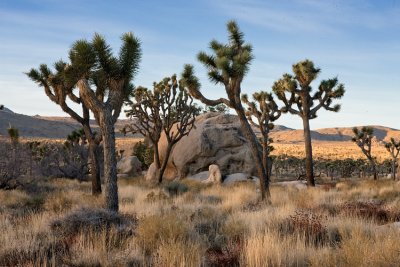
[1, 108, 399, 142]
[0, 108, 130, 138]
[270, 125, 400, 143]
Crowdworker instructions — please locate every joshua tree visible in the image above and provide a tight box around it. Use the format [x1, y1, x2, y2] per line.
[384, 138, 400, 180]
[242, 91, 281, 184]
[124, 75, 197, 183]
[7, 125, 19, 147]
[66, 128, 87, 147]
[65, 33, 141, 212]
[181, 21, 271, 202]
[0, 105, 4, 110]
[352, 127, 377, 180]
[272, 60, 345, 186]
[26, 63, 102, 195]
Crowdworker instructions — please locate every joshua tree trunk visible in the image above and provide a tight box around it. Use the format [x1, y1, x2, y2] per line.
[153, 141, 161, 169]
[302, 114, 315, 186]
[88, 141, 102, 195]
[392, 159, 396, 180]
[370, 160, 377, 180]
[157, 143, 173, 184]
[237, 109, 271, 202]
[100, 110, 119, 211]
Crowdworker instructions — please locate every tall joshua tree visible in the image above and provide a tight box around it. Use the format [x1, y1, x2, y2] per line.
[384, 138, 400, 180]
[352, 127, 378, 180]
[124, 75, 198, 183]
[66, 33, 141, 212]
[272, 60, 345, 186]
[26, 62, 102, 195]
[181, 21, 271, 202]
[241, 92, 281, 185]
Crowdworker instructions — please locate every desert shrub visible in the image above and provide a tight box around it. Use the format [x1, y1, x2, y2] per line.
[0, 141, 30, 189]
[7, 193, 46, 214]
[145, 190, 169, 202]
[135, 213, 189, 255]
[205, 239, 241, 267]
[50, 208, 136, 245]
[338, 201, 392, 224]
[131, 141, 153, 169]
[221, 217, 248, 240]
[195, 195, 223, 204]
[37, 143, 89, 180]
[154, 239, 203, 267]
[44, 193, 73, 213]
[241, 201, 267, 212]
[164, 181, 189, 196]
[279, 210, 340, 247]
[0, 238, 68, 267]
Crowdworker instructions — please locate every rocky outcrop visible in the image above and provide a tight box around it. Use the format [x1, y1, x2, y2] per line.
[117, 156, 142, 178]
[203, 164, 222, 184]
[223, 173, 259, 185]
[147, 112, 258, 181]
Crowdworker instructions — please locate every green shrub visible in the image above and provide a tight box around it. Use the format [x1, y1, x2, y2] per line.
[132, 141, 154, 169]
[164, 181, 189, 196]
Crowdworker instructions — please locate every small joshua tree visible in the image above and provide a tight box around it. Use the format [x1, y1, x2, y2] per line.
[242, 92, 281, 185]
[7, 125, 19, 147]
[352, 127, 378, 180]
[181, 21, 271, 202]
[0, 105, 4, 110]
[272, 60, 345, 186]
[124, 75, 197, 183]
[27, 62, 102, 195]
[384, 138, 400, 180]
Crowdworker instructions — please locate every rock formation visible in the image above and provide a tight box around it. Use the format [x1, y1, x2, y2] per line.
[146, 112, 258, 181]
[117, 156, 142, 178]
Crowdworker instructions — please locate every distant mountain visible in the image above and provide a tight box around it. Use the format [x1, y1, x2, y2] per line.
[0, 108, 131, 139]
[270, 125, 400, 143]
[1, 108, 399, 142]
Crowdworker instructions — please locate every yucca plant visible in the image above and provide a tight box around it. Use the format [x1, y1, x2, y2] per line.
[272, 60, 345, 186]
[352, 127, 377, 180]
[384, 138, 400, 180]
[181, 21, 271, 202]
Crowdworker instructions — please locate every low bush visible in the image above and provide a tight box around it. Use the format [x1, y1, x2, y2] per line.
[338, 201, 392, 224]
[135, 213, 189, 255]
[164, 181, 189, 196]
[50, 208, 136, 244]
[279, 210, 341, 247]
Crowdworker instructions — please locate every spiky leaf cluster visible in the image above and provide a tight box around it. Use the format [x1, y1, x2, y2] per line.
[272, 60, 345, 119]
[64, 32, 141, 115]
[384, 138, 400, 159]
[352, 127, 374, 160]
[241, 91, 280, 130]
[182, 21, 253, 108]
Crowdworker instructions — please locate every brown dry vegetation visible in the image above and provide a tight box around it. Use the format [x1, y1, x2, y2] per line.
[272, 141, 391, 162]
[0, 177, 399, 266]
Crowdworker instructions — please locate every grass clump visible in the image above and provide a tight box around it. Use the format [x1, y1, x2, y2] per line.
[164, 181, 189, 196]
[279, 210, 341, 247]
[135, 213, 190, 255]
[338, 201, 393, 224]
[50, 208, 136, 243]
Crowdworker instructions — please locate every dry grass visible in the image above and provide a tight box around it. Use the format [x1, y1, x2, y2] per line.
[273, 141, 391, 162]
[0, 177, 399, 266]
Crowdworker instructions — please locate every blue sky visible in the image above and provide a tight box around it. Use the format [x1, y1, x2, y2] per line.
[0, 0, 399, 129]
